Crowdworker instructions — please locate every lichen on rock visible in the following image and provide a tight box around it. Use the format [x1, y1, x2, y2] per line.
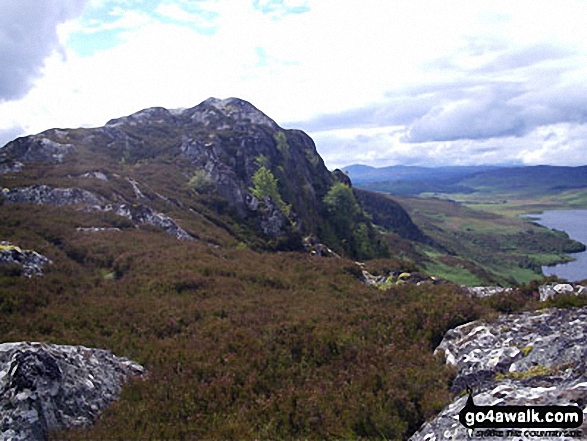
[0, 242, 51, 277]
[0, 342, 144, 441]
[410, 307, 587, 440]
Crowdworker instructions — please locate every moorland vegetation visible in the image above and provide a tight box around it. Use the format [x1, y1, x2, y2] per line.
[1, 98, 586, 439]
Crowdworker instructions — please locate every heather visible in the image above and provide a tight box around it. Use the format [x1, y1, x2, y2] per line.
[0, 204, 486, 439]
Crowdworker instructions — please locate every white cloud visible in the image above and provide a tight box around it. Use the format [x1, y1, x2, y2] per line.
[2, 0, 587, 169]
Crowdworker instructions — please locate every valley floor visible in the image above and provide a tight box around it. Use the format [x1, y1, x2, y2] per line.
[394, 191, 587, 286]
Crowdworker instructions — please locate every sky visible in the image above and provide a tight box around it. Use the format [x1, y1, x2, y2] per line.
[1, 0, 587, 169]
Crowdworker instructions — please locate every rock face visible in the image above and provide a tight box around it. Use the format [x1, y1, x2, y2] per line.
[0, 342, 144, 441]
[0, 135, 74, 165]
[410, 307, 587, 440]
[0, 242, 51, 277]
[354, 188, 432, 244]
[2, 186, 103, 206]
[86, 203, 194, 240]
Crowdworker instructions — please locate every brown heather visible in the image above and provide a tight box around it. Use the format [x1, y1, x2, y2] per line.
[0, 201, 493, 440]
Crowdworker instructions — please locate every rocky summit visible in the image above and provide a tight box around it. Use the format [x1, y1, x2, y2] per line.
[411, 307, 587, 440]
[0, 97, 422, 258]
[0, 342, 144, 441]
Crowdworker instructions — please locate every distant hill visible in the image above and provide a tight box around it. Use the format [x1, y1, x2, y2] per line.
[343, 164, 499, 184]
[343, 164, 587, 197]
[461, 165, 587, 195]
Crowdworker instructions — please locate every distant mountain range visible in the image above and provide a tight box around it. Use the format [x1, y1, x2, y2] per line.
[343, 164, 587, 196]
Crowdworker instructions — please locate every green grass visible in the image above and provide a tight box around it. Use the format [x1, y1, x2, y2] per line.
[396, 196, 584, 286]
[423, 260, 484, 286]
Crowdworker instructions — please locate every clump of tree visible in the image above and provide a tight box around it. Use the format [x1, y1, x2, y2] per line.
[249, 165, 291, 217]
[323, 181, 388, 260]
[188, 169, 214, 193]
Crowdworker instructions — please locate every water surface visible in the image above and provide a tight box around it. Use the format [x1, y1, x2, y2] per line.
[526, 210, 587, 282]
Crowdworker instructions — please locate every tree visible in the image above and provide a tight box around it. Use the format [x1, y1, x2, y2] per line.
[323, 182, 361, 233]
[323, 182, 385, 259]
[249, 166, 291, 217]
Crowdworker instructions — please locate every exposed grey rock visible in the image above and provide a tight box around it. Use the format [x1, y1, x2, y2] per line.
[126, 177, 145, 199]
[2, 185, 104, 206]
[0, 161, 23, 175]
[356, 264, 443, 289]
[203, 97, 279, 129]
[539, 283, 587, 301]
[80, 171, 108, 181]
[87, 203, 194, 240]
[464, 286, 513, 298]
[302, 236, 340, 258]
[410, 307, 587, 440]
[105, 106, 174, 127]
[0, 242, 51, 277]
[0, 342, 144, 441]
[76, 227, 121, 233]
[256, 196, 288, 236]
[1, 136, 74, 164]
[179, 135, 247, 215]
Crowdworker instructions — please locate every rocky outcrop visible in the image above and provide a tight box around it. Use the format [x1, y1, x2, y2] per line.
[0, 162, 22, 175]
[0, 342, 144, 441]
[410, 307, 587, 440]
[2, 185, 104, 206]
[0, 97, 397, 257]
[0, 242, 51, 277]
[539, 283, 587, 302]
[249, 195, 289, 236]
[172, 98, 333, 228]
[302, 236, 340, 258]
[0, 135, 74, 165]
[87, 203, 194, 241]
[463, 286, 513, 298]
[360, 269, 419, 289]
[80, 171, 108, 181]
[76, 227, 121, 233]
[354, 188, 433, 244]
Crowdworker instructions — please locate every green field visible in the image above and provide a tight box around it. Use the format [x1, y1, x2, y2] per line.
[394, 190, 587, 286]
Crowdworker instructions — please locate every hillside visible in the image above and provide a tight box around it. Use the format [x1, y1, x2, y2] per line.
[343, 163, 587, 285]
[1, 98, 474, 439]
[0, 98, 394, 260]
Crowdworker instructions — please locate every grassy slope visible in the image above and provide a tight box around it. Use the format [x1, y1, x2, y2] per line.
[395, 195, 585, 286]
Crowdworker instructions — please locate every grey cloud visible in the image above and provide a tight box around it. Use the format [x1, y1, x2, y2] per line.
[406, 76, 587, 143]
[0, 0, 87, 102]
[291, 39, 587, 145]
[404, 83, 529, 142]
[475, 44, 574, 74]
[286, 92, 442, 132]
[293, 72, 587, 145]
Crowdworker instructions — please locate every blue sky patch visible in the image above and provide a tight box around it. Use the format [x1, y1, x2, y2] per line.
[253, 0, 310, 19]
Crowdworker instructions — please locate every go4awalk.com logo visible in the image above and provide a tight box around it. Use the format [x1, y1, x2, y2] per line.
[458, 388, 583, 438]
